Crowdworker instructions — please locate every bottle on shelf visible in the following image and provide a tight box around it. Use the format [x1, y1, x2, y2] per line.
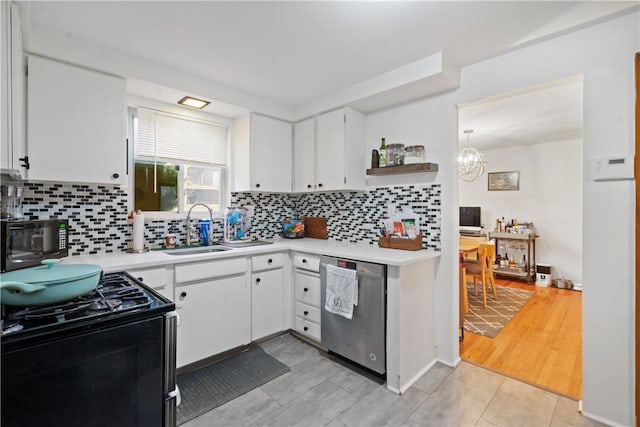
[379, 138, 387, 167]
[521, 255, 528, 272]
[371, 149, 380, 168]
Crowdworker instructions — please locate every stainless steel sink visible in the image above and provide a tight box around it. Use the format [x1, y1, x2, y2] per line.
[164, 246, 232, 256]
[218, 239, 274, 248]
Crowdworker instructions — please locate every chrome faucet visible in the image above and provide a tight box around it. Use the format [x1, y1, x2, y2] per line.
[185, 203, 214, 247]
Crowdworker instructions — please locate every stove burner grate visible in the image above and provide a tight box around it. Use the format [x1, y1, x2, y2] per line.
[1, 272, 154, 336]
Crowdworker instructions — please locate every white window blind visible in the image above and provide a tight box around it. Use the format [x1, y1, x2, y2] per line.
[136, 108, 227, 165]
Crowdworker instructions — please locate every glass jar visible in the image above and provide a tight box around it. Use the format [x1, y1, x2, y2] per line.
[386, 143, 405, 166]
[404, 145, 425, 164]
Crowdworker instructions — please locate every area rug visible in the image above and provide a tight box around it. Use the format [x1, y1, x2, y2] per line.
[464, 283, 534, 338]
[176, 346, 290, 425]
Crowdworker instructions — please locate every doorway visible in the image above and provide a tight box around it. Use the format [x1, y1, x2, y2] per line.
[456, 77, 584, 399]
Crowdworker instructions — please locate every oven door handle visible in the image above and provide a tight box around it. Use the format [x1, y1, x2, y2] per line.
[164, 311, 178, 395]
[164, 389, 177, 427]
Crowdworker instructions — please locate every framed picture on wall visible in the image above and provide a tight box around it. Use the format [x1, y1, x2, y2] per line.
[488, 171, 519, 191]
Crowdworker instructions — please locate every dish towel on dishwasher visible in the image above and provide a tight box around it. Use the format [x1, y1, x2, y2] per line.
[325, 264, 358, 319]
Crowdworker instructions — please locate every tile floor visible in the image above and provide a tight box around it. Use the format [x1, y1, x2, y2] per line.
[182, 334, 605, 427]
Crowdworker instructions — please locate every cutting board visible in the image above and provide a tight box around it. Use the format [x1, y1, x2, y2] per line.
[302, 216, 327, 239]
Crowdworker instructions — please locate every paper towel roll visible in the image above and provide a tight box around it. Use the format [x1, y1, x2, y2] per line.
[132, 210, 145, 251]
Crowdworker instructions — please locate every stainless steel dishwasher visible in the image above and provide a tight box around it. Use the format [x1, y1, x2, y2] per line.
[320, 256, 386, 375]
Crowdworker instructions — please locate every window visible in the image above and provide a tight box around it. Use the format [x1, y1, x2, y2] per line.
[132, 108, 228, 215]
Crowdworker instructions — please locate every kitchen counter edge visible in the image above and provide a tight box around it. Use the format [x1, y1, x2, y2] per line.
[63, 238, 441, 273]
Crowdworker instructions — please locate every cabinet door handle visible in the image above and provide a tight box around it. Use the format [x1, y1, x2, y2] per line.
[303, 287, 309, 292]
[256, 277, 261, 284]
[303, 326, 308, 332]
[302, 259, 307, 264]
[19, 156, 29, 170]
[268, 258, 273, 264]
[303, 310, 309, 316]
[307, 184, 312, 189]
[111, 173, 120, 179]
[180, 291, 187, 298]
[255, 183, 261, 188]
[137, 277, 144, 282]
[318, 183, 323, 188]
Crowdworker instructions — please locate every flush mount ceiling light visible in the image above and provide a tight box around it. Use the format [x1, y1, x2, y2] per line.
[458, 129, 487, 182]
[177, 96, 210, 110]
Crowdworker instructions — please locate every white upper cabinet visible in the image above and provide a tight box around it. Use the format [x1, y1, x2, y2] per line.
[232, 113, 292, 193]
[294, 107, 365, 193]
[316, 109, 345, 191]
[293, 117, 316, 192]
[1, 3, 26, 174]
[26, 55, 126, 184]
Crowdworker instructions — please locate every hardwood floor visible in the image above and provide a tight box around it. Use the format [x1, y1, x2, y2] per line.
[460, 278, 582, 399]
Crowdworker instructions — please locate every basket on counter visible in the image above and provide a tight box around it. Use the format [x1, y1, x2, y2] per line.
[281, 219, 305, 239]
[378, 233, 423, 251]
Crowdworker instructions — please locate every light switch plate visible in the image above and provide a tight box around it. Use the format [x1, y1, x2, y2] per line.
[588, 156, 634, 181]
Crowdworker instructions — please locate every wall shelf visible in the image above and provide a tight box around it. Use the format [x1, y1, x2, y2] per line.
[366, 163, 439, 176]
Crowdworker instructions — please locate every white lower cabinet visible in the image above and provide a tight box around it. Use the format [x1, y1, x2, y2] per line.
[292, 253, 321, 342]
[295, 301, 320, 323]
[251, 268, 284, 341]
[294, 316, 320, 340]
[251, 253, 285, 341]
[174, 258, 250, 368]
[294, 271, 321, 307]
[176, 275, 250, 368]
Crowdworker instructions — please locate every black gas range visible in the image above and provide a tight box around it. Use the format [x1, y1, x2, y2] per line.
[1, 271, 177, 427]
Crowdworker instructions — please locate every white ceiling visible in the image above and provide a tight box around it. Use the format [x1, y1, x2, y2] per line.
[18, 1, 635, 147]
[458, 77, 584, 150]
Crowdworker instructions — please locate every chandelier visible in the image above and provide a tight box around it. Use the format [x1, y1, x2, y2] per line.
[458, 129, 487, 182]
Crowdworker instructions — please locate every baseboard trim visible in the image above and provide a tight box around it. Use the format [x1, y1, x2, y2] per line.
[581, 409, 625, 427]
[395, 358, 439, 394]
[437, 357, 462, 368]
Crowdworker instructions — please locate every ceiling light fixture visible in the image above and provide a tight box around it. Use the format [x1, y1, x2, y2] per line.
[458, 129, 487, 182]
[178, 96, 210, 110]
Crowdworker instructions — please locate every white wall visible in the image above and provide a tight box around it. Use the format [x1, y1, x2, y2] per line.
[459, 139, 583, 284]
[366, 11, 638, 426]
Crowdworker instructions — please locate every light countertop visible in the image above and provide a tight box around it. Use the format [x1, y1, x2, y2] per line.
[63, 237, 441, 273]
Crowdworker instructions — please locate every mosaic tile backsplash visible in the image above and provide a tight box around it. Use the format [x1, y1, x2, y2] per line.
[21, 182, 441, 256]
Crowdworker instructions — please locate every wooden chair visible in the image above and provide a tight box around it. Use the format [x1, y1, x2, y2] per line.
[465, 243, 497, 308]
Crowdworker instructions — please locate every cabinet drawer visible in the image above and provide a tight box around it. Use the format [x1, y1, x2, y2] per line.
[126, 266, 173, 300]
[294, 317, 321, 341]
[294, 272, 320, 307]
[252, 252, 285, 271]
[175, 257, 247, 283]
[295, 301, 320, 323]
[127, 266, 170, 288]
[293, 253, 320, 272]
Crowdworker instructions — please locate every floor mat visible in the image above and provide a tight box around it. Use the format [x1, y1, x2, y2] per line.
[463, 283, 534, 338]
[176, 346, 290, 425]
